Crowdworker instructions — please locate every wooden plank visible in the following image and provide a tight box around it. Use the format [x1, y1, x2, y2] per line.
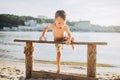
[14, 39, 107, 45]
[87, 44, 96, 77]
[24, 42, 34, 79]
[31, 71, 98, 80]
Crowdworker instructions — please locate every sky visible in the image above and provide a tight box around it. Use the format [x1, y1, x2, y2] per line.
[0, 0, 120, 26]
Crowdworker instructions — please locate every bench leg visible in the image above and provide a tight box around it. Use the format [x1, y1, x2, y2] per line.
[24, 42, 34, 79]
[87, 44, 96, 77]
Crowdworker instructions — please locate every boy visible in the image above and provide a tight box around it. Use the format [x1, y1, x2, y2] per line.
[39, 10, 74, 73]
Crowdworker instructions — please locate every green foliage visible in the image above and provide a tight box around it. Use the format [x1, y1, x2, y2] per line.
[0, 14, 54, 29]
[0, 14, 24, 29]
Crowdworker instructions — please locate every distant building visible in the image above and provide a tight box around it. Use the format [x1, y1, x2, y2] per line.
[74, 21, 91, 31]
[34, 23, 51, 31]
[3, 27, 11, 30]
[18, 26, 35, 31]
[18, 23, 51, 31]
[38, 16, 48, 19]
[24, 20, 37, 26]
[12, 27, 18, 31]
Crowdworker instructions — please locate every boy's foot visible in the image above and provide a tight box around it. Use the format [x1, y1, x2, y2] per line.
[71, 37, 75, 50]
[71, 44, 74, 50]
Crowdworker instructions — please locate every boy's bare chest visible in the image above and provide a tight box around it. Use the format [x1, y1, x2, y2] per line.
[53, 28, 65, 34]
[52, 28, 66, 38]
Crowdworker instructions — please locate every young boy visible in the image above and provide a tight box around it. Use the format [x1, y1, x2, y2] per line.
[39, 10, 74, 73]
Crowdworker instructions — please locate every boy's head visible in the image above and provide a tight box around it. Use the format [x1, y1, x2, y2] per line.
[55, 10, 66, 20]
[54, 10, 66, 29]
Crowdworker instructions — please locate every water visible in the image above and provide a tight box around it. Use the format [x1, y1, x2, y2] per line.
[0, 31, 120, 67]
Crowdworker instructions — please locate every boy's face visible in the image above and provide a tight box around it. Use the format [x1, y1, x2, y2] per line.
[55, 17, 65, 29]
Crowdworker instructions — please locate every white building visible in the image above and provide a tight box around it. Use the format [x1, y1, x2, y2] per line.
[34, 23, 51, 31]
[74, 21, 91, 31]
[12, 27, 18, 31]
[18, 23, 51, 31]
[24, 20, 37, 26]
[38, 16, 48, 19]
[3, 27, 11, 30]
[18, 26, 35, 31]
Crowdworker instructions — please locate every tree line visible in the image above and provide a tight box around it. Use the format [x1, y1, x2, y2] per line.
[0, 14, 54, 29]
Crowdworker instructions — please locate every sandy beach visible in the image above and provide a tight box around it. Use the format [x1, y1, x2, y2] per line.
[0, 61, 120, 80]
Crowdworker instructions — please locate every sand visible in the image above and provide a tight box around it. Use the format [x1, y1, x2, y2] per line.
[0, 61, 120, 80]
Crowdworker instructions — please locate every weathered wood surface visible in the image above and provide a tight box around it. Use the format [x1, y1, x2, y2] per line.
[87, 44, 96, 77]
[14, 39, 107, 45]
[24, 42, 34, 79]
[31, 71, 98, 80]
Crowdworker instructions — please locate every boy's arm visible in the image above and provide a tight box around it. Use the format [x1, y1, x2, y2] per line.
[40, 25, 52, 40]
[65, 25, 71, 45]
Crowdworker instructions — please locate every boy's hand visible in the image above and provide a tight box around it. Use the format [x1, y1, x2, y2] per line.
[40, 36, 47, 41]
[65, 40, 71, 45]
[39, 36, 44, 41]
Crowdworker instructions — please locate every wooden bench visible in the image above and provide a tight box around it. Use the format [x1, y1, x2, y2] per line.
[14, 39, 107, 80]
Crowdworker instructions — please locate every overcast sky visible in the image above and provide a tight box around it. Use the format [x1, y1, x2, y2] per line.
[0, 0, 120, 26]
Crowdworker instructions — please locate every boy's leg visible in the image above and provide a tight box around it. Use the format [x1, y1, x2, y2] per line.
[56, 50, 61, 73]
[55, 44, 61, 73]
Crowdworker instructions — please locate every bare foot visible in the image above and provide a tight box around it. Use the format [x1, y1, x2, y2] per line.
[71, 37, 75, 50]
[71, 44, 74, 50]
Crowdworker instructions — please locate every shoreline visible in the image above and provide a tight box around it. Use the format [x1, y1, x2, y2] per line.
[12, 58, 117, 67]
[34, 59, 116, 67]
[0, 61, 120, 80]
